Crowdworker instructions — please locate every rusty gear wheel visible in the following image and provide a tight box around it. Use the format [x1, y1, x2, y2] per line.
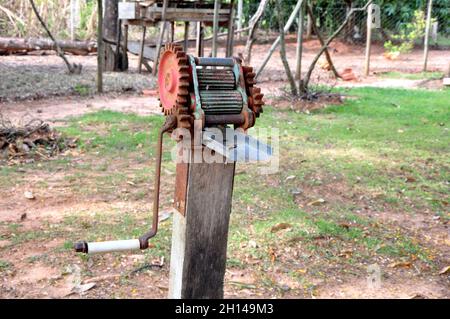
[242, 66, 264, 118]
[157, 44, 191, 128]
[242, 66, 256, 88]
[249, 87, 264, 118]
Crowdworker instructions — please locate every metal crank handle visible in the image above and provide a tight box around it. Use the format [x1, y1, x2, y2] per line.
[74, 239, 140, 254]
[74, 116, 177, 254]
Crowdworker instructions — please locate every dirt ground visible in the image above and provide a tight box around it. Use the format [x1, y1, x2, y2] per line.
[0, 39, 449, 299]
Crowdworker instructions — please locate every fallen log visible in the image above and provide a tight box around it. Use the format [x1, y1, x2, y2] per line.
[0, 37, 97, 55]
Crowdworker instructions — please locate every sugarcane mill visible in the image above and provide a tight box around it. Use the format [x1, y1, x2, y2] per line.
[74, 43, 272, 298]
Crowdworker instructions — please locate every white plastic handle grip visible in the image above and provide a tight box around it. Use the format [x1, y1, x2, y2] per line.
[87, 239, 141, 254]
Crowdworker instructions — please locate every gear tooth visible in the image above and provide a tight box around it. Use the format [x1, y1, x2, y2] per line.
[179, 80, 189, 87]
[177, 96, 187, 103]
[178, 88, 189, 95]
[158, 43, 191, 122]
[242, 66, 253, 73]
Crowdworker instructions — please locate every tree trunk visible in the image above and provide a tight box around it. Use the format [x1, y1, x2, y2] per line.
[306, 9, 313, 40]
[275, 0, 297, 96]
[29, 0, 81, 74]
[344, 0, 355, 43]
[303, 0, 373, 91]
[0, 37, 96, 55]
[102, 0, 128, 71]
[306, 5, 341, 79]
[244, 0, 269, 64]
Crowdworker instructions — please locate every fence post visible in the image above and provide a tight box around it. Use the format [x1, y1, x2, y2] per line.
[97, 0, 103, 93]
[364, 4, 374, 76]
[237, 0, 243, 40]
[168, 156, 236, 299]
[295, 3, 305, 81]
[196, 22, 204, 57]
[423, 0, 434, 72]
[212, 0, 221, 57]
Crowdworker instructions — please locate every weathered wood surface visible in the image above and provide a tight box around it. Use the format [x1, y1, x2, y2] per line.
[0, 37, 96, 55]
[112, 40, 156, 60]
[169, 156, 236, 299]
[102, 0, 128, 71]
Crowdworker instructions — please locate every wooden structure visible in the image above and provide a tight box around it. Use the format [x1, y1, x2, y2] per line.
[74, 49, 268, 299]
[118, 0, 236, 73]
[169, 158, 236, 298]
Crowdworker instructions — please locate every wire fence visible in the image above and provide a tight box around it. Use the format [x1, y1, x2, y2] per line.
[244, 0, 449, 48]
[1, 0, 448, 77]
[1, 1, 448, 45]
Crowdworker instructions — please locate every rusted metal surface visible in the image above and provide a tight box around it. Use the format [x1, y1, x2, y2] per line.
[157, 44, 263, 131]
[174, 162, 189, 215]
[204, 114, 245, 126]
[139, 115, 177, 249]
[74, 45, 266, 254]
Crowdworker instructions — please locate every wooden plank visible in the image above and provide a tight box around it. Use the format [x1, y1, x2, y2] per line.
[423, 0, 433, 72]
[149, 8, 230, 15]
[169, 157, 236, 299]
[112, 41, 156, 61]
[226, 1, 236, 57]
[138, 26, 147, 74]
[183, 22, 190, 51]
[196, 22, 204, 57]
[212, 0, 220, 57]
[152, 0, 169, 76]
[97, 0, 103, 93]
[364, 4, 373, 76]
[144, 13, 230, 22]
[295, 3, 305, 80]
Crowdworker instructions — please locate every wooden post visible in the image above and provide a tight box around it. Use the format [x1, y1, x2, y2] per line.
[170, 21, 175, 42]
[97, 0, 103, 93]
[183, 22, 190, 52]
[212, 0, 220, 57]
[123, 23, 129, 54]
[364, 4, 373, 76]
[237, 0, 243, 40]
[102, 0, 127, 71]
[196, 22, 204, 57]
[226, 0, 236, 57]
[423, 0, 433, 72]
[137, 26, 147, 74]
[168, 156, 236, 299]
[114, 19, 122, 70]
[295, 3, 305, 80]
[152, 0, 169, 75]
[306, 9, 312, 40]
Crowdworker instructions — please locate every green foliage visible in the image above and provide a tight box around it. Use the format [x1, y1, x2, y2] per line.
[73, 83, 90, 96]
[379, 71, 444, 80]
[384, 10, 429, 55]
[0, 260, 12, 272]
[76, 0, 97, 40]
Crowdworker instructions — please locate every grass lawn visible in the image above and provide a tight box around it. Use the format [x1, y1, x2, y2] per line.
[378, 71, 444, 81]
[1, 87, 449, 297]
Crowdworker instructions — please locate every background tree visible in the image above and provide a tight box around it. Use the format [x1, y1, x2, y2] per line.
[102, 0, 128, 72]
